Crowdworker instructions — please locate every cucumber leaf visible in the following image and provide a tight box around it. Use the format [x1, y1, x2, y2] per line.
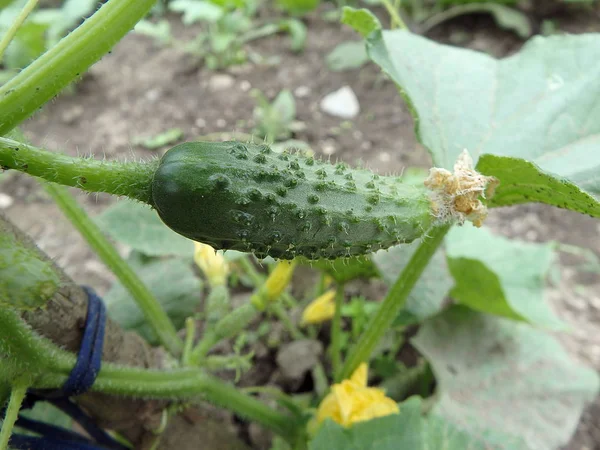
[445, 224, 563, 328]
[366, 31, 600, 216]
[96, 200, 194, 257]
[412, 307, 600, 450]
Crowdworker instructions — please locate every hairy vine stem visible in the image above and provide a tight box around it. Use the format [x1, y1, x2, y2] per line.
[0, 137, 157, 204]
[0, 215, 301, 446]
[0, 0, 157, 135]
[338, 224, 450, 381]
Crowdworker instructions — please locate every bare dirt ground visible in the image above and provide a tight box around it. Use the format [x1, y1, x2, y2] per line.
[2, 4, 600, 449]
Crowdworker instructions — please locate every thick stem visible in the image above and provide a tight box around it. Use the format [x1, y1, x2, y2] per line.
[0, 381, 28, 450]
[189, 303, 258, 364]
[381, 0, 408, 30]
[0, 137, 157, 204]
[0, 306, 299, 441]
[43, 183, 183, 355]
[0, 0, 157, 134]
[330, 284, 345, 380]
[338, 225, 450, 381]
[270, 303, 304, 340]
[0, 0, 39, 62]
[40, 368, 298, 440]
[0, 214, 250, 449]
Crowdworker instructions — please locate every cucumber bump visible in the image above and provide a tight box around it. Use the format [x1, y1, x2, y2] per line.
[151, 141, 433, 259]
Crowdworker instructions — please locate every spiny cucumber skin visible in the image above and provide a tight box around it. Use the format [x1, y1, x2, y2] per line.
[151, 141, 433, 260]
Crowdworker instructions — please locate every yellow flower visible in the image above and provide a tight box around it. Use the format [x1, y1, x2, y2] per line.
[312, 363, 399, 431]
[251, 260, 297, 310]
[301, 290, 336, 325]
[193, 242, 229, 287]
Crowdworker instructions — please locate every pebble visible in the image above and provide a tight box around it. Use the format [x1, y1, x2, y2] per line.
[145, 88, 161, 102]
[0, 193, 13, 209]
[294, 86, 311, 98]
[320, 86, 360, 119]
[60, 105, 84, 125]
[276, 339, 323, 380]
[208, 74, 235, 91]
[322, 141, 337, 156]
[239, 80, 251, 92]
[379, 151, 391, 162]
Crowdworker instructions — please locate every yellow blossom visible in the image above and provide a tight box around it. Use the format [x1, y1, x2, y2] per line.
[311, 363, 399, 431]
[301, 290, 336, 325]
[251, 260, 297, 310]
[193, 242, 229, 287]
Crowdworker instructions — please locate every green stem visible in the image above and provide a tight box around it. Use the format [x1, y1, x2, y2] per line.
[381, 0, 408, 30]
[420, 4, 502, 33]
[338, 225, 450, 381]
[238, 256, 304, 339]
[205, 285, 230, 325]
[0, 381, 28, 450]
[236, 256, 264, 286]
[330, 284, 344, 380]
[189, 303, 258, 365]
[0, 0, 39, 63]
[0, 308, 298, 440]
[181, 318, 196, 366]
[0, 0, 157, 134]
[270, 303, 304, 340]
[0, 137, 157, 204]
[0, 308, 72, 375]
[36, 364, 297, 439]
[43, 183, 183, 355]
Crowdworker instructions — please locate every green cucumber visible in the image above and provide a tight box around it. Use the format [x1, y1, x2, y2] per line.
[151, 141, 433, 259]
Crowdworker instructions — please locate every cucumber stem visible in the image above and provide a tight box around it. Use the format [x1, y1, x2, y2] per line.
[0, 0, 40, 63]
[0, 0, 156, 135]
[0, 308, 298, 441]
[330, 284, 345, 380]
[338, 224, 451, 381]
[0, 380, 28, 450]
[0, 137, 157, 204]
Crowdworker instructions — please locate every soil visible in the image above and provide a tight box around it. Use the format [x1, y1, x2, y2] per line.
[2, 3, 600, 449]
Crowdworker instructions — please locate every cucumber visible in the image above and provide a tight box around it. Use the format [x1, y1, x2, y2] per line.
[151, 141, 433, 259]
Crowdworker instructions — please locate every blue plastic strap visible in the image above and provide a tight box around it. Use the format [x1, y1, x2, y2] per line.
[1, 286, 129, 450]
[62, 285, 107, 397]
[8, 434, 109, 450]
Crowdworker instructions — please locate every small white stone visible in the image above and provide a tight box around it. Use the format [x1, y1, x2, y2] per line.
[239, 80, 251, 92]
[60, 105, 84, 124]
[208, 74, 235, 91]
[320, 86, 360, 119]
[145, 88, 161, 102]
[379, 152, 391, 162]
[216, 118, 227, 128]
[294, 86, 311, 98]
[322, 143, 337, 156]
[0, 193, 13, 209]
[195, 118, 207, 128]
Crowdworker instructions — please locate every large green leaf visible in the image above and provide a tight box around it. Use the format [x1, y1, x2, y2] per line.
[310, 396, 488, 450]
[412, 307, 600, 450]
[366, 31, 600, 215]
[105, 258, 202, 344]
[373, 240, 453, 325]
[446, 224, 562, 328]
[477, 155, 600, 216]
[96, 200, 194, 257]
